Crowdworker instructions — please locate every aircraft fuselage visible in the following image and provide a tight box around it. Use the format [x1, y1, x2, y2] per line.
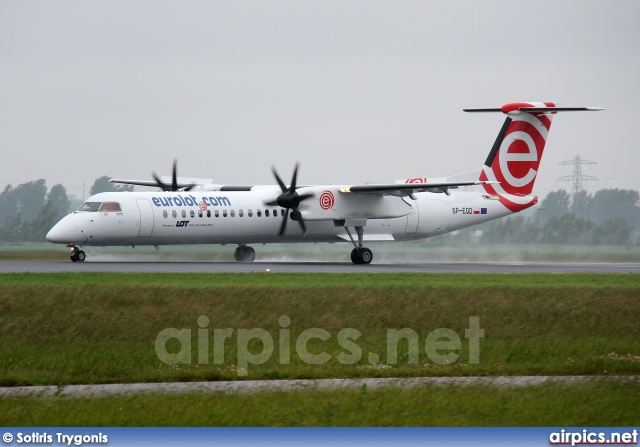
[46, 188, 511, 247]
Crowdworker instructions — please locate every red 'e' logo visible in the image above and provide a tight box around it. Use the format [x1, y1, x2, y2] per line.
[319, 191, 335, 210]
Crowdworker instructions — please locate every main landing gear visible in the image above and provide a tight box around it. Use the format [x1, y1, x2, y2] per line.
[345, 226, 373, 265]
[234, 245, 256, 262]
[67, 244, 86, 262]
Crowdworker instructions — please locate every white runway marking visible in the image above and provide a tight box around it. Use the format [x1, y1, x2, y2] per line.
[1, 376, 636, 398]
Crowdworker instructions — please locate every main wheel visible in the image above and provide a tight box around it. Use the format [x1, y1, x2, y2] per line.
[242, 246, 256, 262]
[350, 248, 373, 265]
[350, 248, 361, 264]
[76, 250, 86, 262]
[234, 246, 256, 262]
[358, 248, 373, 264]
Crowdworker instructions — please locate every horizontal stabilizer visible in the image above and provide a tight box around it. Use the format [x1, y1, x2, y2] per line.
[464, 104, 605, 114]
[518, 106, 605, 112]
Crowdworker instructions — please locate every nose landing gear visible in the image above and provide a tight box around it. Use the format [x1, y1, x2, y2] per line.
[67, 244, 86, 262]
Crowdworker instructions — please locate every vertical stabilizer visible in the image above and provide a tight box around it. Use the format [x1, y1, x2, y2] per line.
[464, 102, 603, 213]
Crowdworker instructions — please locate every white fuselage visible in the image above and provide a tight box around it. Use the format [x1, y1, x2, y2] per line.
[46, 187, 513, 247]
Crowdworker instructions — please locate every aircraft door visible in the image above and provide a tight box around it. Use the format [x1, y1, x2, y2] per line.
[136, 199, 154, 237]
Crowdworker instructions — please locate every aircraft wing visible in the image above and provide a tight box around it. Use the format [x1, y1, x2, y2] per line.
[339, 181, 498, 197]
[110, 178, 266, 191]
[110, 179, 171, 188]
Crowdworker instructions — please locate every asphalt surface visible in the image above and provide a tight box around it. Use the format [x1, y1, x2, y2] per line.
[0, 376, 636, 398]
[1, 261, 639, 273]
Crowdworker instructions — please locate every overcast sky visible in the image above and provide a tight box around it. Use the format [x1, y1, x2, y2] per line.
[1, 1, 638, 201]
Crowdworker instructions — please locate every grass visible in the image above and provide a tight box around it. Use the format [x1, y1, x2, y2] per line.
[2, 271, 640, 288]
[0, 273, 639, 386]
[1, 272, 638, 427]
[1, 380, 638, 426]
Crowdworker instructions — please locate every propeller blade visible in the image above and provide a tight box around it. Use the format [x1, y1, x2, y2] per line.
[152, 172, 170, 191]
[292, 209, 307, 236]
[270, 162, 308, 237]
[278, 208, 290, 237]
[151, 160, 189, 192]
[290, 162, 299, 192]
[272, 166, 288, 194]
[171, 159, 178, 192]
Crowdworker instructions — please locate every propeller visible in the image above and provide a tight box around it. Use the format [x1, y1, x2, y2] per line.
[152, 160, 195, 192]
[266, 163, 314, 236]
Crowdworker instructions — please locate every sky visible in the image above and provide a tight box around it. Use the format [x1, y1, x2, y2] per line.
[1, 0, 638, 201]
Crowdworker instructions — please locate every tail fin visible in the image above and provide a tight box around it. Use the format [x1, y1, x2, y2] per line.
[465, 102, 603, 212]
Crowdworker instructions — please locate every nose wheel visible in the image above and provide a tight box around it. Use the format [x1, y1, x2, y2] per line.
[68, 244, 86, 262]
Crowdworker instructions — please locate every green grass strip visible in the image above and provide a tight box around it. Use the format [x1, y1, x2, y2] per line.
[1, 273, 639, 385]
[2, 272, 639, 288]
[1, 380, 637, 426]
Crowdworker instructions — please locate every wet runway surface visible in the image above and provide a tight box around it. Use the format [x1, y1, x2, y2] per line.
[2, 261, 639, 273]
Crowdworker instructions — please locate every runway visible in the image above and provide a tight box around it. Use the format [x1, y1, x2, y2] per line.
[1, 261, 639, 273]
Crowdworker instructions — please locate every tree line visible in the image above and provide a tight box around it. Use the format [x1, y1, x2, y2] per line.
[0, 177, 638, 245]
[456, 189, 640, 246]
[0, 176, 132, 243]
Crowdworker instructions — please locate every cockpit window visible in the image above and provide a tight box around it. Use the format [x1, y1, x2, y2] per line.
[78, 202, 102, 212]
[99, 202, 122, 212]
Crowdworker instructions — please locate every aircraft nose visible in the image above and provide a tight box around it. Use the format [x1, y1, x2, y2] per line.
[46, 223, 65, 243]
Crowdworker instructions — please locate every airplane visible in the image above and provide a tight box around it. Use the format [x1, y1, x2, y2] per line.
[46, 101, 603, 264]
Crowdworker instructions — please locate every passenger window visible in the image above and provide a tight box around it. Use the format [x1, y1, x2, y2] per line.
[265, 209, 270, 217]
[230, 210, 235, 217]
[190, 210, 195, 218]
[198, 210, 203, 218]
[172, 210, 177, 218]
[207, 210, 211, 217]
[274, 209, 279, 217]
[223, 210, 228, 217]
[215, 210, 219, 218]
[257, 209, 262, 217]
[181, 210, 186, 218]
[248, 209, 253, 217]
[239, 209, 244, 217]
[163, 210, 168, 218]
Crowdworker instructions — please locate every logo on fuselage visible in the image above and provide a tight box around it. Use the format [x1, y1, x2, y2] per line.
[152, 195, 231, 208]
[319, 191, 335, 210]
[176, 220, 190, 227]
